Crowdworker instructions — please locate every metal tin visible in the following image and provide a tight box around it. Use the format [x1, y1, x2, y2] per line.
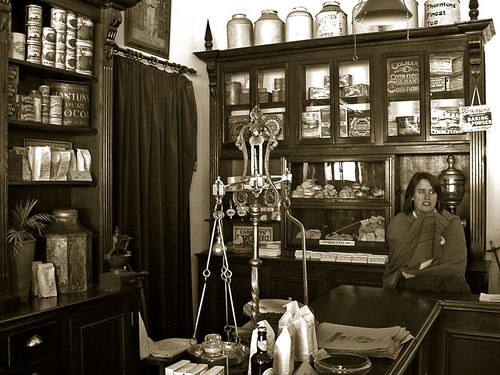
[42, 39, 55, 67]
[66, 48, 76, 71]
[9, 32, 25, 60]
[25, 4, 43, 25]
[30, 89, 42, 122]
[26, 23, 42, 43]
[55, 51, 66, 69]
[42, 27, 56, 46]
[39, 85, 51, 124]
[66, 12, 77, 30]
[424, 0, 460, 27]
[227, 13, 253, 49]
[76, 16, 94, 42]
[75, 40, 93, 75]
[254, 9, 284, 46]
[56, 32, 66, 52]
[225, 81, 242, 105]
[51, 7, 67, 32]
[66, 29, 77, 49]
[352, 0, 380, 34]
[49, 95, 63, 125]
[26, 42, 41, 64]
[49, 81, 90, 126]
[44, 209, 92, 293]
[286, 6, 313, 42]
[381, 0, 418, 31]
[315, 1, 347, 38]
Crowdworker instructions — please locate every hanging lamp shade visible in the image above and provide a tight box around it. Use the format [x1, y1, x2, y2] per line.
[355, 0, 412, 26]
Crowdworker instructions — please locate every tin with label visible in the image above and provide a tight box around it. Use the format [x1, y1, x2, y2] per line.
[51, 7, 67, 32]
[26, 24, 42, 43]
[75, 40, 93, 75]
[26, 4, 43, 25]
[225, 81, 242, 105]
[49, 95, 63, 125]
[315, 1, 347, 38]
[424, 0, 460, 27]
[9, 32, 25, 60]
[66, 48, 76, 71]
[67, 12, 77, 30]
[39, 85, 51, 124]
[26, 42, 41, 64]
[55, 51, 66, 70]
[77, 16, 94, 42]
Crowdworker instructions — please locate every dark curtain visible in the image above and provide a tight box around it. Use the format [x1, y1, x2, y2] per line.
[112, 56, 197, 339]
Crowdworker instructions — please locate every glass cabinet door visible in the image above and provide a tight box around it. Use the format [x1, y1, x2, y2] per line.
[429, 52, 465, 137]
[338, 59, 371, 142]
[386, 55, 422, 140]
[223, 67, 286, 146]
[300, 63, 331, 142]
[224, 71, 251, 144]
[257, 67, 286, 141]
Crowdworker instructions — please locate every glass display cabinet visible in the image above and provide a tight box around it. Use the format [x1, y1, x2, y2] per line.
[223, 67, 286, 146]
[285, 157, 393, 254]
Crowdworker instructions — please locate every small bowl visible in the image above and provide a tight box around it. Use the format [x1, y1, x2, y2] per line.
[314, 352, 371, 374]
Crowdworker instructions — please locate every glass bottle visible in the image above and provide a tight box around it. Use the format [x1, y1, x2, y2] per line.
[254, 9, 284, 46]
[251, 326, 273, 374]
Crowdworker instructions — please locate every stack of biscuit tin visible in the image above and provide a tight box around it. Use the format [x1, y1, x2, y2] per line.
[25, 4, 43, 64]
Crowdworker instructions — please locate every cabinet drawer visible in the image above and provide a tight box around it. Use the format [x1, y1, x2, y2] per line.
[7, 320, 58, 369]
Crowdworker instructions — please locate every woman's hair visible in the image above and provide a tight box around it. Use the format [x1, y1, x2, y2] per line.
[402, 172, 444, 214]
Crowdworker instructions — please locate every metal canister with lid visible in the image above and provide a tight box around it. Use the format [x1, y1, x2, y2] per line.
[315, 1, 348, 38]
[254, 9, 284, 46]
[286, 6, 313, 42]
[227, 13, 253, 49]
[424, 0, 460, 27]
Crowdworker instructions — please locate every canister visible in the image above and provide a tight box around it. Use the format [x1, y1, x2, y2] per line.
[44, 209, 92, 294]
[66, 47, 76, 71]
[25, 4, 43, 25]
[381, 0, 418, 31]
[26, 23, 42, 43]
[9, 32, 25, 60]
[26, 42, 41, 64]
[66, 11, 77, 30]
[424, 0, 460, 27]
[225, 81, 242, 105]
[227, 13, 253, 49]
[254, 9, 284, 46]
[352, 0, 380, 34]
[76, 16, 94, 42]
[39, 85, 50, 124]
[75, 40, 93, 75]
[286, 6, 313, 42]
[49, 95, 63, 125]
[51, 7, 67, 33]
[315, 1, 348, 38]
[30, 89, 42, 122]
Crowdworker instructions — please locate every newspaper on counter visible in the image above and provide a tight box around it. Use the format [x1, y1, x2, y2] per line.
[316, 322, 413, 359]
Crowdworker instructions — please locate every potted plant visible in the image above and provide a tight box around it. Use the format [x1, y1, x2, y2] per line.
[6, 198, 51, 301]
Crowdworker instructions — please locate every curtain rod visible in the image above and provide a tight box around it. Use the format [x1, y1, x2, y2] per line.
[112, 45, 197, 75]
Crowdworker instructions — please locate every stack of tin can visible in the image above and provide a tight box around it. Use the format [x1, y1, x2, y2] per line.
[66, 11, 77, 71]
[50, 7, 67, 69]
[25, 4, 43, 64]
[76, 15, 94, 75]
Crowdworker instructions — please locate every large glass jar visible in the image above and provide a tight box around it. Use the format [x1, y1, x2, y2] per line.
[44, 209, 92, 293]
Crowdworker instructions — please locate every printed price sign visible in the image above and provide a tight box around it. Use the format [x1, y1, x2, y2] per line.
[459, 105, 492, 132]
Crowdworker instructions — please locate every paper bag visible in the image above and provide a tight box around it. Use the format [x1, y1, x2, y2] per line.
[38, 263, 57, 297]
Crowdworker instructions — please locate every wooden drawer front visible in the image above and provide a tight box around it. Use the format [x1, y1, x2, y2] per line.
[8, 321, 58, 369]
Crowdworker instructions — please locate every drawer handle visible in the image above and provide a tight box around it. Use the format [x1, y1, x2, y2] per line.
[27, 334, 43, 348]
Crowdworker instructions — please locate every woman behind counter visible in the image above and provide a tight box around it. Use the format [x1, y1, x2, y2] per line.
[383, 172, 471, 294]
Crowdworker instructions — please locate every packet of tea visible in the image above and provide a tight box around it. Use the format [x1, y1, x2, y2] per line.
[38, 263, 57, 297]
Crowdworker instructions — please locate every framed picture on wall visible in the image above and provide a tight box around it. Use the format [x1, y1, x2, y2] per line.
[125, 0, 171, 59]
